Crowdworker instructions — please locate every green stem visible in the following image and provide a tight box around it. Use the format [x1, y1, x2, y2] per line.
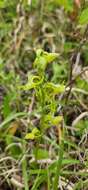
[22, 141, 29, 190]
[53, 139, 64, 190]
[47, 167, 50, 190]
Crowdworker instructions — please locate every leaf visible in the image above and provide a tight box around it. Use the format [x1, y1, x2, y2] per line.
[3, 94, 11, 118]
[34, 56, 47, 71]
[25, 128, 41, 140]
[79, 8, 88, 25]
[25, 132, 35, 140]
[54, 0, 73, 11]
[0, 0, 5, 8]
[34, 49, 58, 71]
[52, 116, 63, 125]
[50, 158, 80, 170]
[62, 158, 80, 165]
[43, 115, 63, 129]
[0, 112, 26, 130]
[6, 135, 22, 158]
[0, 23, 12, 38]
[45, 82, 65, 95]
[22, 74, 43, 90]
[33, 148, 49, 159]
[44, 52, 58, 63]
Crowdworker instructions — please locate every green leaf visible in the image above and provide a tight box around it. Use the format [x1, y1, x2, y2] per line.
[34, 148, 49, 159]
[6, 135, 22, 158]
[34, 49, 58, 71]
[34, 56, 47, 72]
[79, 8, 88, 25]
[44, 52, 58, 63]
[53, 0, 73, 11]
[62, 159, 80, 165]
[49, 158, 80, 170]
[45, 82, 65, 95]
[52, 116, 63, 125]
[0, 0, 5, 8]
[3, 94, 12, 118]
[0, 112, 26, 130]
[22, 74, 43, 90]
[25, 128, 41, 140]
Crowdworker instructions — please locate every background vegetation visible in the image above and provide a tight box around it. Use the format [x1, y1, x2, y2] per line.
[0, 0, 88, 189]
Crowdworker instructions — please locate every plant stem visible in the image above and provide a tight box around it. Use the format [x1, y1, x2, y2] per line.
[22, 141, 29, 190]
[53, 138, 64, 190]
[47, 167, 50, 190]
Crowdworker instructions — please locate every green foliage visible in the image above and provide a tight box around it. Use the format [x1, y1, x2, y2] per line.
[25, 128, 41, 140]
[45, 0, 73, 12]
[79, 7, 88, 25]
[34, 49, 58, 72]
[0, 0, 88, 189]
[54, 0, 73, 11]
[0, 112, 26, 130]
[5, 134, 22, 158]
[75, 119, 88, 135]
[76, 78, 88, 91]
[22, 49, 65, 139]
[33, 148, 49, 160]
